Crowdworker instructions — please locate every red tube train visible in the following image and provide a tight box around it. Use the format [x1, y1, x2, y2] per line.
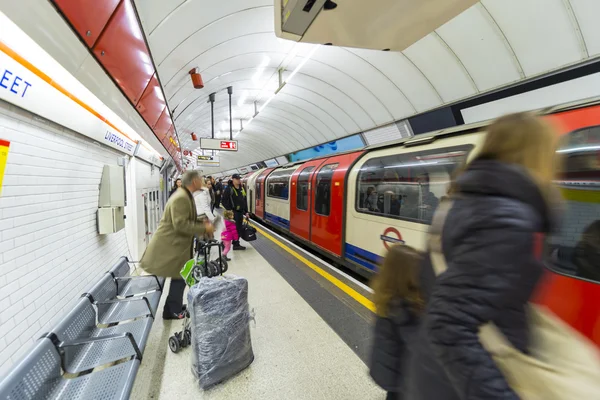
[239, 99, 600, 348]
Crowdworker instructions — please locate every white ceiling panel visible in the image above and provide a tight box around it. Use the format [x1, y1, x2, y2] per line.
[310, 47, 403, 124]
[297, 59, 388, 126]
[273, 93, 345, 139]
[162, 33, 283, 92]
[287, 73, 373, 131]
[281, 84, 360, 134]
[347, 49, 443, 113]
[135, 0, 185, 35]
[266, 102, 332, 142]
[569, 0, 600, 57]
[148, 1, 272, 65]
[482, 0, 583, 76]
[436, 3, 522, 91]
[403, 33, 477, 102]
[259, 106, 329, 144]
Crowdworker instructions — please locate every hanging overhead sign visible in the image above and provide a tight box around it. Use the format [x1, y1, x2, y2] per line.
[197, 155, 220, 167]
[200, 138, 238, 152]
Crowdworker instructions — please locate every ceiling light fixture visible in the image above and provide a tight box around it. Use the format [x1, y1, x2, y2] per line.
[237, 90, 249, 107]
[240, 45, 319, 134]
[252, 56, 271, 83]
[285, 44, 320, 84]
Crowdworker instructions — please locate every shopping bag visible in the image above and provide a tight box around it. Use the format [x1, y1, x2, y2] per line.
[428, 199, 600, 399]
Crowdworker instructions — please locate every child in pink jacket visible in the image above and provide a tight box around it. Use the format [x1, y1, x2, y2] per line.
[221, 210, 239, 261]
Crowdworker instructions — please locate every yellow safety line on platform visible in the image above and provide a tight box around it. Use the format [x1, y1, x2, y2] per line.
[251, 223, 375, 313]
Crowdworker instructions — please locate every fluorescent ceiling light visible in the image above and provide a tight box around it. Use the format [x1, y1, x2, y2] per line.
[237, 90, 249, 107]
[286, 45, 319, 83]
[252, 56, 271, 83]
[258, 93, 276, 113]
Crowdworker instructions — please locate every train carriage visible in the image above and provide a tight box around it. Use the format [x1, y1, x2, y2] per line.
[248, 98, 600, 348]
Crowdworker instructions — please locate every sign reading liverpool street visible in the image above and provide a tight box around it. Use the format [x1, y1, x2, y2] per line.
[199, 138, 238, 152]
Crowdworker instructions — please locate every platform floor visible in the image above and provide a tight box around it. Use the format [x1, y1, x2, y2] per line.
[131, 222, 383, 399]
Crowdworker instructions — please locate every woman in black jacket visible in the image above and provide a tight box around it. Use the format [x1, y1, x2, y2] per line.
[407, 112, 560, 400]
[370, 245, 423, 400]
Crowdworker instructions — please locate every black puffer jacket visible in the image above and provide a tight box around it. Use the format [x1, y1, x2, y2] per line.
[369, 299, 420, 393]
[408, 159, 555, 400]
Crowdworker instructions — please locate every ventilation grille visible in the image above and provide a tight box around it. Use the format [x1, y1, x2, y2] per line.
[362, 120, 413, 146]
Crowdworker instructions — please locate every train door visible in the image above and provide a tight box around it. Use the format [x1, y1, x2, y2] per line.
[309, 152, 363, 256]
[534, 104, 600, 347]
[255, 168, 275, 219]
[289, 160, 324, 240]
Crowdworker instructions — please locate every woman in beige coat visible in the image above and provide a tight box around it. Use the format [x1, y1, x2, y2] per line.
[141, 170, 214, 319]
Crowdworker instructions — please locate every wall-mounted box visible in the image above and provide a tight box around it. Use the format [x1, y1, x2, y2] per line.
[99, 165, 125, 207]
[98, 207, 125, 234]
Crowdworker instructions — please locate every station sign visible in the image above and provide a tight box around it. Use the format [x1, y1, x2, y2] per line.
[200, 138, 238, 152]
[197, 155, 220, 167]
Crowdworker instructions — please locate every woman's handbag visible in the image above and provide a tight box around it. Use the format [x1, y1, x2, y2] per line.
[428, 199, 600, 399]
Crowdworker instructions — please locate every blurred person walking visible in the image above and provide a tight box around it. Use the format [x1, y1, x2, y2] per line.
[141, 170, 214, 319]
[407, 113, 560, 400]
[369, 245, 424, 400]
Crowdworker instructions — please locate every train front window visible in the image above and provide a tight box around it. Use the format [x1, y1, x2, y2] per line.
[315, 164, 338, 216]
[267, 169, 293, 200]
[548, 126, 600, 282]
[297, 166, 314, 211]
[356, 145, 472, 224]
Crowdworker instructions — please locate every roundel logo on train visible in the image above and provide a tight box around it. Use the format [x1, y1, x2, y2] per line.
[380, 227, 404, 250]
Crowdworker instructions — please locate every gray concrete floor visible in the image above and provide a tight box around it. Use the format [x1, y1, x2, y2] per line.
[130, 226, 383, 399]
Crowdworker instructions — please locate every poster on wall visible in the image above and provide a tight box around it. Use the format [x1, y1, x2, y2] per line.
[286, 134, 365, 162]
[0, 139, 9, 195]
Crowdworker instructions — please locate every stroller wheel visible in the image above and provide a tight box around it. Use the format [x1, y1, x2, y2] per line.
[168, 336, 180, 353]
[208, 260, 220, 277]
[219, 258, 228, 274]
[192, 264, 204, 282]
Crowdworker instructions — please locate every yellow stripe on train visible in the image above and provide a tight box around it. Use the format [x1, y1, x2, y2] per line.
[560, 188, 600, 203]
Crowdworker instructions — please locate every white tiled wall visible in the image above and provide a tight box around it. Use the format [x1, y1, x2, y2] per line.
[0, 101, 132, 375]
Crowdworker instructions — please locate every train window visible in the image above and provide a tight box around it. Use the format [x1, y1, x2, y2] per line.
[356, 145, 472, 224]
[297, 166, 315, 211]
[315, 164, 338, 216]
[267, 169, 293, 200]
[547, 126, 600, 282]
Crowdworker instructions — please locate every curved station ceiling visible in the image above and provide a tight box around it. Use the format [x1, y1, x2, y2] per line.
[136, 0, 600, 173]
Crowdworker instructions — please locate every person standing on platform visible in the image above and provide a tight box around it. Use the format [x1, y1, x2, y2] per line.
[214, 178, 224, 211]
[222, 173, 248, 251]
[140, 170, 214, 319]
[169, 178, 182, 198]
[194, 178, 216, 224]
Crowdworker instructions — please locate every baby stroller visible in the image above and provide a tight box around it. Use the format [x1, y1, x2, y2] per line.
[168, 238, 228, 353]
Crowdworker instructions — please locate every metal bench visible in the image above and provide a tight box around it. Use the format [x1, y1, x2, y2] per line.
[108, 257, 165, 298]
[0, 257, 167, 399]
[47, 297, 152, 374]
[83, 274, 161, 325]
[0, 338, 139, 400]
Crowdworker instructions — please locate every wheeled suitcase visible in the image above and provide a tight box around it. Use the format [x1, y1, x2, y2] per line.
[188, 275, 254, 389]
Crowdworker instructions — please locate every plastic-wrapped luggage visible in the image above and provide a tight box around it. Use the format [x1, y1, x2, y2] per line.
[188, 275, 254, 389]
